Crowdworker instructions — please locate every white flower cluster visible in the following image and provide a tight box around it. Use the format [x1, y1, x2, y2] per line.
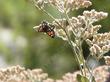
[0, 65, 48, 82]
[52, 10, 108, 41]
[34, 0, 92, 13]
[104, 56, 110, 65]
[49, 0, 92, 13]
[56, 65, 110, 82]
[0, 65, 109, 82]
[53, 19, 69, 40]
[71, 9, 108, 39]
[86, 32, 110, 58]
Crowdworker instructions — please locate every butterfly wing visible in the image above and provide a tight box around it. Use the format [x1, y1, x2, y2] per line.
[46, 29, 55, 38]
[38, 26, 44, 32]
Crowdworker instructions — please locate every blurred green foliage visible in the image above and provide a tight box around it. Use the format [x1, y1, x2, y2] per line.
[0, 0, 110, 78]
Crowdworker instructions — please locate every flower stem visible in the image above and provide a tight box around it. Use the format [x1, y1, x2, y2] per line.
[64, 11, 84, 75]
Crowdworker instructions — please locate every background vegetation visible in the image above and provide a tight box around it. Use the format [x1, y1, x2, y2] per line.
[0, 0, 110, 78]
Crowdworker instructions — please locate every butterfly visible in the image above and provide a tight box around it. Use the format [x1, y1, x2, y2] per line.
[38, 21, 55, 38]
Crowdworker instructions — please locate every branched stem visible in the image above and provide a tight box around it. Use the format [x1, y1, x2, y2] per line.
[64, 11, 94, 77]
[64, 12, 84, 75]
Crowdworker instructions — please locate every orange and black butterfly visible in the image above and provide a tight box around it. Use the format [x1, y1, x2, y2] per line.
[38, 21, 55, 38]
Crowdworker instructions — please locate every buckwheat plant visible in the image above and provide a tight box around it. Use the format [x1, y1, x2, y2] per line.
[33, 0, 110, 82]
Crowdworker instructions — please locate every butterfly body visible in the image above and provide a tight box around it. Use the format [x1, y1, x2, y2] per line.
[38, 21, 55, 38]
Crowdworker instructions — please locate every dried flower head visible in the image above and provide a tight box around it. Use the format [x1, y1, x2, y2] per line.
[83, 9, 108, 23]
[33, 0, 92, 13]
[104, 56, 110, 66]
[86, 32, 110, 58]
[53, 19, 69, 29]
[67, 10, 107, 39]
[0, 65, 49, 82]
[55, 65, 110, 82]
[33, 0, 48, 9]
[52, 19, 70, 40]
[55, 29, 68, 41]
[49, 0, 92, 13]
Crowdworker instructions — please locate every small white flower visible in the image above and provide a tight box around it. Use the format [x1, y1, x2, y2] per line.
[55, 28, 68, 41]
[104, 56, 110, 66]
[33, 0, 48, 9]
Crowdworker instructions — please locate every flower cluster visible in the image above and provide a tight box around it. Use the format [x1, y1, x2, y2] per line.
[0, 65, 109, 82]
[0, 65, 48, 82]
[34, 0, 92, 13]
[104, 56, 110, 65]
[33, 0, 48, 10]
[86, 32, 110, 58]
[52, 10, 108, 41]
[49, 0, 92, 13]
[52, 19, 69, 40]
[56, 65, 110, 82]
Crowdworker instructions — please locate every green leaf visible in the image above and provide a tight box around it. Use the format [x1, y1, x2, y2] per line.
[77, 74, 89, 82]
